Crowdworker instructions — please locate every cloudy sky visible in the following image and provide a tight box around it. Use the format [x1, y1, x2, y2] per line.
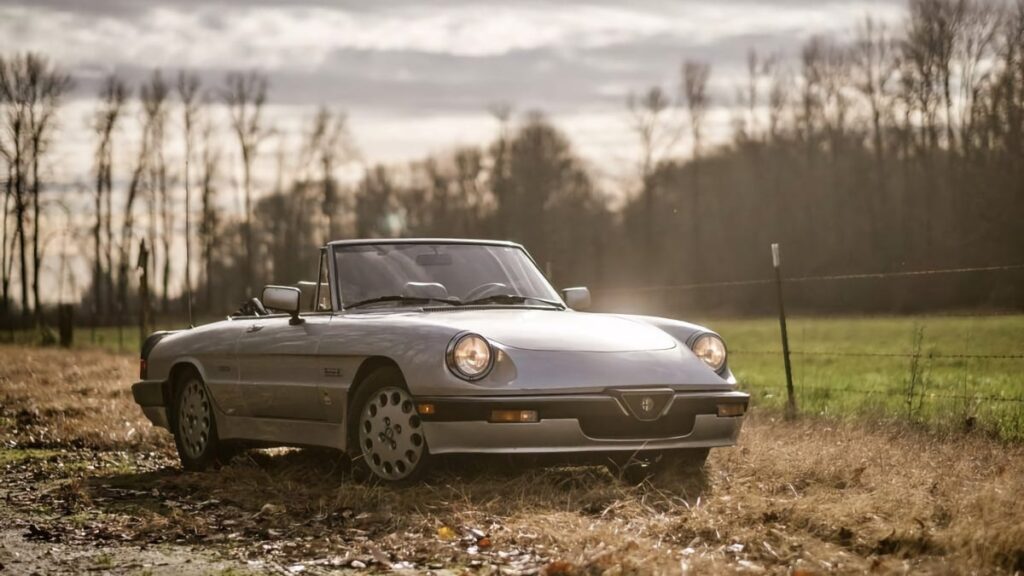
[2, 0, 905, 186]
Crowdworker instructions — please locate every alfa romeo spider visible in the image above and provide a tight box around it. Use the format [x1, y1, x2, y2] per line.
[132, 239, 748, 482]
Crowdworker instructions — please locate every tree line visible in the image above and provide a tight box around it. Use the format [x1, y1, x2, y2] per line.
[1, 0, 1023, 330]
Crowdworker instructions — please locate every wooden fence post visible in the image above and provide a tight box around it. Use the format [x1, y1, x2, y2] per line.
[138, 239, 150, 347]
[57, 304, 73, 348]
[772, 243, 797, 419]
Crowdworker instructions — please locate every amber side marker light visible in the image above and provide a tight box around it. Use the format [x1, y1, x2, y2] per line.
[489, 410, 539, 423]
[416, 403, 436, 415]
[717, 403, 747, 417]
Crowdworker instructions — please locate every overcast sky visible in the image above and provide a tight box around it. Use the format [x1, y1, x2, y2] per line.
[1, 0, 906, 185]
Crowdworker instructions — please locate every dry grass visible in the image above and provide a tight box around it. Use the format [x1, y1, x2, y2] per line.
[1, 345, 1023, 574]
[0, 345, 168, 450]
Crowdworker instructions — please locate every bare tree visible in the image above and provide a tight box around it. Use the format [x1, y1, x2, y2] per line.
[765, 55, 791, 142]
[118, 73, 165, 323]
[681, 60, 711, 161]
[137, 71, 171, 315]
[198, 111, 221, 313]
[178, 71, 200, 321]
[26, 55, 72, 324]
[905, 0, 965, 152]
[0, 129, 11, 320]
[0, 53, 72, 324]
[92, 74, 127, 320]
[853, 17, 899, 176]
[626, 86, 680, 180]
[223, 71, 268, 297]
[306, 106, 355, 242]
[956, 0, 1000, 157]
[0, 55, 32, 321]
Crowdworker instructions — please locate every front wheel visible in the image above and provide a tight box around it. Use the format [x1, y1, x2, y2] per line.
[350, 367, 430, 483]
[172, 371, 227, 471]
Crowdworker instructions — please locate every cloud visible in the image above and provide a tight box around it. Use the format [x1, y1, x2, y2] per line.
[1, 0, 907, 178]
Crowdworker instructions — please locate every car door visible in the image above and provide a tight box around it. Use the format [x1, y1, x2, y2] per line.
[237, 313, 332, 421]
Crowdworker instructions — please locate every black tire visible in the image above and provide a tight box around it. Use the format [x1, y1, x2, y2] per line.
[348, 366, 430, 483]
[171, 370, 226, 471]
[607, 448, 709, 485]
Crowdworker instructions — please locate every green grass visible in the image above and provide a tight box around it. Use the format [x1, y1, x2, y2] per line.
[703, 315, 1024, 440]
[0, 448, 61, 465]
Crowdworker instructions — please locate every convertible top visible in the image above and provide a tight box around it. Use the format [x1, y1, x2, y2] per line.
[325, 238, 524, 249]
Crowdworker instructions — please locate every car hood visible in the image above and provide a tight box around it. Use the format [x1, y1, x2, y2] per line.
[422, 308, 678, 352]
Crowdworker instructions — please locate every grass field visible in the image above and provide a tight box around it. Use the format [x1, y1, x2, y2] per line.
[3, 314, 1023, 440]
[2, 345, 1024, 574]
[703, 315, 1024, 440]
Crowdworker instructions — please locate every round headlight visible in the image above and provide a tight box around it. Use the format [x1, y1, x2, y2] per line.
[447, 333, 493, 380]
[692, 333, 727, 372]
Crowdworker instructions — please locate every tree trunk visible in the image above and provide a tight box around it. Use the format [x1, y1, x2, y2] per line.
[1, 165, 11, 320]
[93, 148, 105, 318]
[242, 147, 253, 297]
[31, 150, 40, 325]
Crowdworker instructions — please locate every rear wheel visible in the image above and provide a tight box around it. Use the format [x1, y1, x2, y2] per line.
[172, 371, 226, 471]
[350, 366, 429, 483]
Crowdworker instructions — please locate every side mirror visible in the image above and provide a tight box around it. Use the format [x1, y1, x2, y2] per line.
[561, 287, 591, 311]
[262, 285, 304, 325]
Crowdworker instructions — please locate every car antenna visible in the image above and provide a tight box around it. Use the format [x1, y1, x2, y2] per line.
[184, 156, 194, 329]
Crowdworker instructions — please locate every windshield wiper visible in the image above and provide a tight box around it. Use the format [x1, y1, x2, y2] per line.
[344, 295, 460, 310]
[459, 294, 565, 310]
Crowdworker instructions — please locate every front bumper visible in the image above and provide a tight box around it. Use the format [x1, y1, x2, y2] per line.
[418, 390, 748, 455]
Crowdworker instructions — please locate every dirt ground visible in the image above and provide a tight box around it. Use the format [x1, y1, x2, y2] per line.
[1, 345, 1023, 575]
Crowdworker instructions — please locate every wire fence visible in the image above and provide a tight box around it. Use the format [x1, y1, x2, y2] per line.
[732, 350, 1024, 360]
[592, 247, 1024, 436]
[754, 384, 1024, 404]
[596, 263, 1024, 294]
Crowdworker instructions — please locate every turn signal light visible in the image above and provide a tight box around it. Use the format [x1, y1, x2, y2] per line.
[717, 403, 746, 417]
[416, 403, 436, 415]
[489, 409, 539, 423]
[139, 359, 147, 379]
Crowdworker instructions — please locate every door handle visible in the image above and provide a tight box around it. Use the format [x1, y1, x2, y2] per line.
[247, 324, 264, 333]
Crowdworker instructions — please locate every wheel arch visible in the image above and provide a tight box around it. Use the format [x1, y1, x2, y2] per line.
[347, 356, 404, 408]
[164, 361, 204, 424]
[345, 356, 406, 452]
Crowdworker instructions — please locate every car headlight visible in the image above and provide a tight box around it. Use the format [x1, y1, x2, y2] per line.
[447, 333, 494, 380]
[691, 333, 727, 372]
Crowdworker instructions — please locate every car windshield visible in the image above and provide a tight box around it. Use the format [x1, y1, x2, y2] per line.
[333, 243, 561, 309]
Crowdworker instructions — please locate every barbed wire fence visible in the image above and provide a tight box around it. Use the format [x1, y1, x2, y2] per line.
[591, 246, 1024, 437]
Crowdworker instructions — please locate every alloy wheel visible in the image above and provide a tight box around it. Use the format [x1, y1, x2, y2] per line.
[178, 378, 211, 459]
[357, 386, 425, 480]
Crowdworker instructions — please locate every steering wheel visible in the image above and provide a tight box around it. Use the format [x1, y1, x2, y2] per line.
[463, 282, 508, 302]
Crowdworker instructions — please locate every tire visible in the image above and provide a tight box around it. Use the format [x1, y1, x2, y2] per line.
[607, 448, 709, 484]
[171, 370, 226, 471]
[348, 366, 430, 483]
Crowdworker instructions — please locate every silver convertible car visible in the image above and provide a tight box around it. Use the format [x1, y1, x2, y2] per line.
[132, 239, 748, 482]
